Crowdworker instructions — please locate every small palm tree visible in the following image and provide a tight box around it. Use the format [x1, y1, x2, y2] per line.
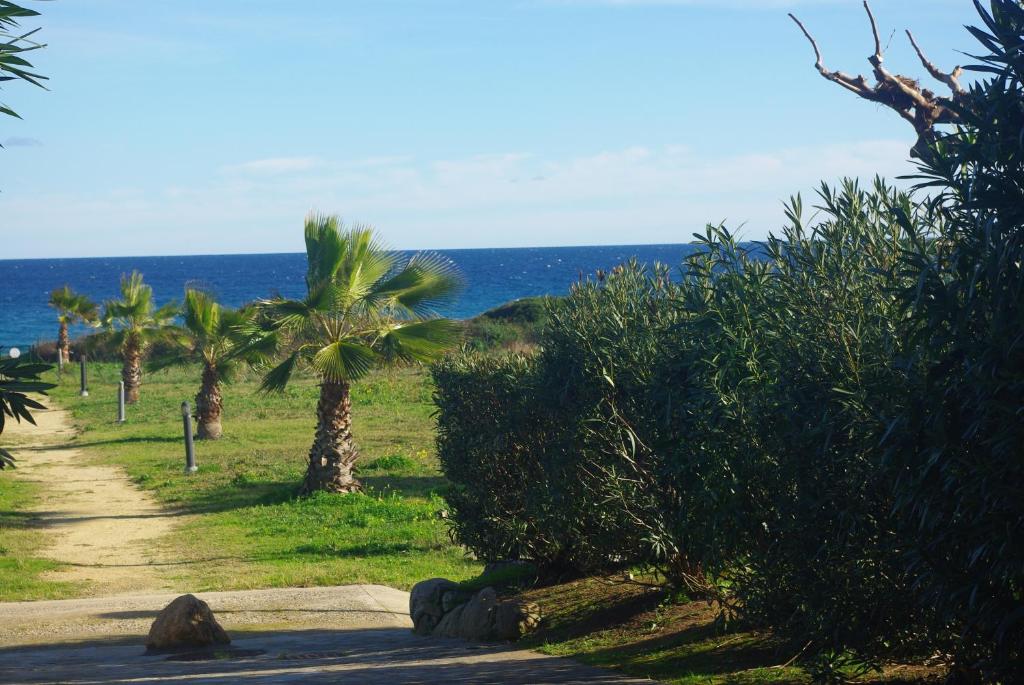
[101, 271, 178, 403]
[48, 285, 98, 364]
[152, 288, 261, 439]
[254, 213, 463, 494]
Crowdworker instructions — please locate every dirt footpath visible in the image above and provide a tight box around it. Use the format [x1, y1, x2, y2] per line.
[5, 407, 177, 595]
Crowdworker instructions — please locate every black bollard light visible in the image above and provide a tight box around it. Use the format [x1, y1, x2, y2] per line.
[117, 381, 126, 423]
[181, 401, 197, 473]
[79, 354, 89, 397]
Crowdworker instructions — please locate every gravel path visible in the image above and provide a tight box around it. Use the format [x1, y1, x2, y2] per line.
[4, 407, 176, 596]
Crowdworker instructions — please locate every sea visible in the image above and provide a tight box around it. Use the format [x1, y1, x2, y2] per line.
[0, 244, 703, 350]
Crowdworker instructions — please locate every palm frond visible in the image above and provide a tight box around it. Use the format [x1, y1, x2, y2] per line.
[183, 288, 220, 338]
[311, 341, 379, 383]
[259, 350, 300, 393]
[376, 318, 463, 364]
[304, 212, 345, 287]
[336, 225, 395, 306]
[48, 285, 98, 323]
[371, 252, 463, 317]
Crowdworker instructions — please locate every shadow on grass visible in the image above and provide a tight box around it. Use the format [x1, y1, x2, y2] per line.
[292, 540, 447, 558]
[578, 626, 788, 681]
[181, 481, 299, 514]
[19, 436, 181, 452]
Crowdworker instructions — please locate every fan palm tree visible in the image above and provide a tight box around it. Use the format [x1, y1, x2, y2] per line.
[101, 271, 178, 403]
[151, 288, 261, 439]
[253, 213, 463, 495]
[48, 285, 98, 364]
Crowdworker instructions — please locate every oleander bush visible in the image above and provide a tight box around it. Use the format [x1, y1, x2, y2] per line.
[880, 2, 1024, 678]
[434, 4, 1023, 680]
[663, 182, 940, 677]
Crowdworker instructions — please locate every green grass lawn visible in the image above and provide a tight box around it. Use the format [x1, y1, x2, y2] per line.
[0, 476, 79, 601]
[36, 361, 480, 594]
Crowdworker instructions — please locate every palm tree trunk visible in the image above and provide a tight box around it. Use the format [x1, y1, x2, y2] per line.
[57, 321, 70, 365]
[301, 380, 361, 495]
[122, 338, 142, 403]
[195, 362, 223, 440]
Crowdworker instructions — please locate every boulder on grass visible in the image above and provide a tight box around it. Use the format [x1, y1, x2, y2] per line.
[145, 594, 230, 651]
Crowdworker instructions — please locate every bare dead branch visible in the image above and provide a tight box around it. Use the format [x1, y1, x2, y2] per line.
[788, 13, 878, 99]
[864, 0, 883, 63]
[789, 1, 965, 156]
[906, 29, 966, 96]
[788, 12, 824, 72]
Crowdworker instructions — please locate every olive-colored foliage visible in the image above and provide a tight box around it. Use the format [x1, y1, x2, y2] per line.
[534, 263, 686, 578]
[881, 1, 1024, 679]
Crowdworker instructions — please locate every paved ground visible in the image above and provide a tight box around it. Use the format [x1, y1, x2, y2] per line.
[0, 587, 652, 684]
[1, 627, 651, 684]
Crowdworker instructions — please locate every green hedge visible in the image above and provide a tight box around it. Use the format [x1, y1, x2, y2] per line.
[433, 5, 1023, 680]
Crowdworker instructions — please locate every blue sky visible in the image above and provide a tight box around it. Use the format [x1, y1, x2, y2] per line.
[2, 0, 979, 258]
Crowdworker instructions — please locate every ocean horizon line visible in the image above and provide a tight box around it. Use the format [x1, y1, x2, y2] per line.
[0, 240, 708, 264]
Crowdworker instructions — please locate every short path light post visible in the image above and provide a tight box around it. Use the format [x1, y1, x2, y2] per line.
[79, 354, 89, 397]
[181, 401, 197, 474]
[117, 381, 126, 423]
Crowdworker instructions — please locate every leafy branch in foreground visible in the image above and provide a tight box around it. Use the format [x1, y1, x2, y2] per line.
[0, 1, 48, 120]
[0, 356, 55, 468]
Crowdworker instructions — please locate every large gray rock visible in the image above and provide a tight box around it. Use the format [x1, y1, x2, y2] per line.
[493, 598, 542, 641]
[409, 578, 460, 635]
[145, 594, 230, 651]
[433, 586, 498, 640]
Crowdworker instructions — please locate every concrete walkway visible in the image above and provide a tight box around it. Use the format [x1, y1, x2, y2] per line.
[0, 586, 652, 684]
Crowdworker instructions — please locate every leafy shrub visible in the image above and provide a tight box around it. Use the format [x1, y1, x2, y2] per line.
[434, 6, 1024, 679]
[880, 2, 1024, 678]
[433, 353, 576, 572]
[661, 181, 939, 673]
[534, 262, 690, 580]
[463, 297, 552, 352]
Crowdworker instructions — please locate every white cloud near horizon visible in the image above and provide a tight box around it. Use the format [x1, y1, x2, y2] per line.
[3, 139, 918, 258]
[221, 157, 321, 176]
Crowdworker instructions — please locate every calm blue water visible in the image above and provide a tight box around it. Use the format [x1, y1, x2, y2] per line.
[0, 244, 702, 349]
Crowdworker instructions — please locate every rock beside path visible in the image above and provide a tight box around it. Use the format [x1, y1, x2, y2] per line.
[145, 594, 230, 651]
[410, 580, 541, 641]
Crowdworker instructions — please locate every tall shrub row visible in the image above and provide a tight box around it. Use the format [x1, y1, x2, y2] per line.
[435, 5, 1022, 680]
[435, 180, 940, 679]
